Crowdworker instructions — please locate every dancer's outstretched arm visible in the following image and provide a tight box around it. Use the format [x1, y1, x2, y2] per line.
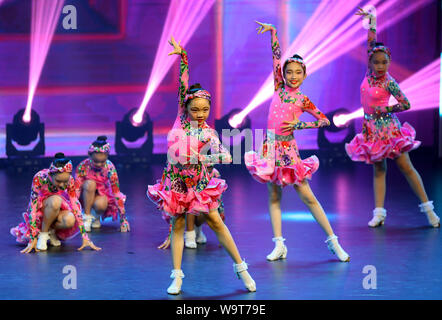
[256, 21, 284, 91]
[67, 177, 101, 251]
[356, 6, 377, 55]
[20, 173, 44, 253]
[168, 37, 189, 115]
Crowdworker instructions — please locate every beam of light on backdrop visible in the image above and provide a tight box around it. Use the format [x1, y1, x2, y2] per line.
[439, 52, 442, 157]
[132, 0, 216, 124]
[23, 0, 65, 123]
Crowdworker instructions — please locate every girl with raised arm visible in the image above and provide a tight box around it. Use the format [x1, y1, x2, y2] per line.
[147, 37, 256, 295]
[345, 7, 439, 228]
[245, 22, 350, 262]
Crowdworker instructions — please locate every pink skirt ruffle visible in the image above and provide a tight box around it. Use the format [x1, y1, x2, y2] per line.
[245, 151, 319, 187]
[147, 176, 227, 217]
[10, 194, 80, 244]
[345, 122, 421, 164]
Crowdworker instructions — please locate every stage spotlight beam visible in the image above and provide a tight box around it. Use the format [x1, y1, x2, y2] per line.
[23, 0, 65, 123]
[439, 52, 442, 157]
[133, 0, 216, 125]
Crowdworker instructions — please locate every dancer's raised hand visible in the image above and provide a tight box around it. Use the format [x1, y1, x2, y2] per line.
[255, 21, 273, 34]
[168, 36, 182, 56]
[356, 6, 371, 17]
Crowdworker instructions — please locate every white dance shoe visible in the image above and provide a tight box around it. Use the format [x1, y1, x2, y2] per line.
[36, 232, 50, 251]
[92, 217, 101, 229]
[419, 201, 440, 228]
[195, 225, 207, 244]
[325, 235, 350, 262]
[266, 237, 287, 261]
[184, 230, 197, 249]
[368, 207, 386, 227]
[83, 214, 93, 232]
[167, 269, 184, 295]
[233, 261, 256, 292]
[48, 229, 61, 246]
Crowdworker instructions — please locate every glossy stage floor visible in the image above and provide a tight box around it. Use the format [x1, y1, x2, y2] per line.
[1, 152, 441, 300]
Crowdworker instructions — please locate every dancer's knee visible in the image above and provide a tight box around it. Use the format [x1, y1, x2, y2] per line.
[83, 180, 97, 193]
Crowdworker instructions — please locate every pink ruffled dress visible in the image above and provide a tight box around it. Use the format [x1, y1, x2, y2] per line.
[75, 159, 127, 223]
[345, 19, 420, 164]
[245, 26, 330, 187]
[147, 48, 232, 217]
[10, 169, 89, 244]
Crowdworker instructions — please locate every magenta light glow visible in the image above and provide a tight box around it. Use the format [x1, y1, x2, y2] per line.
[133, 0, 216, 124]
[334, 57, 441, 127]
[388, 58, 440, 110]
[334, 109, 364, 127]
[235, 0, 433, 126]
[23, 0, 65, 123]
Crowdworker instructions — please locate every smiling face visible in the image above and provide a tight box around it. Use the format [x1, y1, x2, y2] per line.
[186, 97, 210, 125]
[51, 172, 71, 191]
[284, 62, 306, 89]
[370, 51, 390, 77]
[90, 152, 108, 169]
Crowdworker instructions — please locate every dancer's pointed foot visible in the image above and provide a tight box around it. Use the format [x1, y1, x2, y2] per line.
[325, 235, 350, 262]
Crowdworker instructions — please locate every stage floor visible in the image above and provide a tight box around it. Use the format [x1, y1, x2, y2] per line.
[1, 155, 441, 300]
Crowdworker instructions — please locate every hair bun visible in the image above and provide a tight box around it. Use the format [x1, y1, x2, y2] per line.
[188, 83, 202, 93]
[292, 54, 303, 60]
[97, 135, 107, 142]
[54, 152, 65, 159]
[374, 42, 385, 47]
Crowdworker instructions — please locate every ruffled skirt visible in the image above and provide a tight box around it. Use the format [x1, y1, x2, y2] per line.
[245, 136, 319, 187]
[346, 114, 420, 164]
[147, 162, 227, 217]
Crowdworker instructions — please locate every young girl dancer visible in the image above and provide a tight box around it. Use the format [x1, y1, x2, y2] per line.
[10, 153, 101, 253]
[345, 7, 440, 228]
[75, 136, 130, 232]
[147, 37, 256, 294]
[245, 22, 350, 262]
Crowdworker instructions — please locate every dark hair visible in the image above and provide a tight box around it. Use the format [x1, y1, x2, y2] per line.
[369, 42, 391, 61]
[188, 83, 202, 92]
[52, 152, 70, 168]
[185, 83, 210, 108]
[283, 54, 306, 76]
[92, 135, 108, 147]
